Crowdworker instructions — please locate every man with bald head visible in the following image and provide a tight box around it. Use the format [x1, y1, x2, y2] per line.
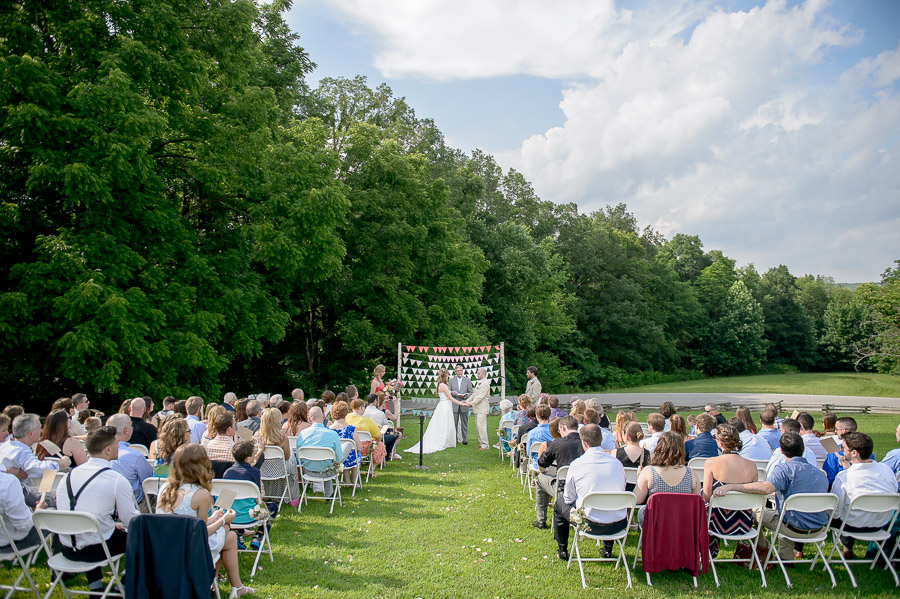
[295, 407, 343, 498]
[127, 397, 156, 448]
[107, 414, 152, 503]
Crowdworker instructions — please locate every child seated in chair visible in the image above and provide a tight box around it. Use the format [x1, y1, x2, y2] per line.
[223, 440, 272, 550]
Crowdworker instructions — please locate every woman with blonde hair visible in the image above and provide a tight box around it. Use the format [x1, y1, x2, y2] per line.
[200, 404, 225, 446]
[257, 408, 300, 505]
[613, 411, 637, 447]
[157, 444, 253, 597]
[404, 367, 463, 454]
[370, 364, 387, 396]
[329, 401, 361, 484]
[513, 394, 532, 426]
[150, 415, 190, 476]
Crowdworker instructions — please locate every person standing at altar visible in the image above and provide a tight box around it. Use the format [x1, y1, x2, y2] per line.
[469, 368, 491, 450]
[525, 366, 541, 404]
[449, 365, 473, 445]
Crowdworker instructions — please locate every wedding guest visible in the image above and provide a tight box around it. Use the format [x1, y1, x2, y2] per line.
[320, 391, 336, 419]
[156, 444, 253, 597]
[548, 396, 567, 420]
[798, 413, 826, 461]
[758, 410, 781, 450]
[615, 422, 649, 491]
[639, 413, 666, 455]
[728, 417, 771, 461]
[816, 413, 837, 438]
[282, 401, 310, 437]
[149, 415, 190, 476]
[234, 399, 249, 425]
[765, 419, 817, 476]
[513, 395, 532, 427]
[702, 424, 757, 556]
[685, 413, 719, 461]
[106, 414, 153, 503]
[205, 413, 237, 464]
[128, 398, 157, 448]
[613, 412, 636, 448]
[634, 432, 700, 524]
[237, 400, 261, 433]
[257, 408, 299, 504]
[669, 415, 689, 442]
[534, 416, 583, 529]
[735, 406, 758, 434]
[660, 401, 677, 431]
[200, 404, 226, 446]
[185, 396, 207, 444]
[295, 408, 343, 498]
[704, 403, 727, 425]
[35, 409, 88, 466]
[328, 401, 360, 484]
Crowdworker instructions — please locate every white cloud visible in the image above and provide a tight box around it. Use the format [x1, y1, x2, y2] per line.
[312, 0, 900, 281]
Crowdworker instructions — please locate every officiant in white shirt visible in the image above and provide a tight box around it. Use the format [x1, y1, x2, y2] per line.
[449, 365, 473, 445]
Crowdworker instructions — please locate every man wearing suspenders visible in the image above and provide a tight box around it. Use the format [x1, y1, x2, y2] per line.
[56, 426, 141, 592]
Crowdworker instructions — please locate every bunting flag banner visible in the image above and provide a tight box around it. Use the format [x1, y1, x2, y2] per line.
[398, 342, 504, 402]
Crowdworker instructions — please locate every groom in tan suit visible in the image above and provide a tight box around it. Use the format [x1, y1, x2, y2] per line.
[469, 368, 492, 450]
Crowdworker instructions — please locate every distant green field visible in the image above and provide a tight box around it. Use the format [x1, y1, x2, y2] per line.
[613, 372, 900, 398]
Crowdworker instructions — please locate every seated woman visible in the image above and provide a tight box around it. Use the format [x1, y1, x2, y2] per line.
[634, 431, 700, 524]
[669, 414, 690, 442]
[735, 406, 758, 434]
[613, 411, 637, 448]
[149, 415, 190, 477]
[35, 409, 88, 467]
[281, 401, 310, 437]
[327, 401, 360, 485]
[513, 394, 532, 426]
[702, 424, 758, 556]
[156, 444, 254, 597]
[816, 412, 837, 438]
[200, 404, 226, 446]
[615, 422, 649, 491]
[256, 408, 300, 506]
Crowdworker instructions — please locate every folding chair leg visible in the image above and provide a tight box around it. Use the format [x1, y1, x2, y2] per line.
[813, 542, 837, 587]
[709, 547, 720, 587]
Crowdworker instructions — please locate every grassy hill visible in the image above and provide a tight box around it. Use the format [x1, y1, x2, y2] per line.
[612, 372, 900, 398]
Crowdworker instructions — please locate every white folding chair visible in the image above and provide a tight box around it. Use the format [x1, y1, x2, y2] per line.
[687, 457, 709, 483]
[707, 491, 768, 587]
[568, 492, 638, 588]
[210, 479, 274, 576]
[509, 425, 520, 471]
[31, 510, 125, 599]
[826, 492, 900, 587]
[127, 444, 150, 457]
[296, 447, 342, 514]
[498, 421, 513, 460]
[0, 517, 41, 599]
[259, 446, 291, 511]
[623, 468, 638, 487]
[518, 433, 530, 487]
[757, 466, 768, 482]
[549, 466, 569, 535]
[339, 440, 362, 497]
[762, 492, 839, 588]
[140, 476, 166, 513]
[356, 430, 375, 482]
[524, 444, 541, 500]
[379, 422, 396, 469]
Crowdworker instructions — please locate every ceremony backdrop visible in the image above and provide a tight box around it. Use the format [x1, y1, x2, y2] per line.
[396, 342, 506, 426]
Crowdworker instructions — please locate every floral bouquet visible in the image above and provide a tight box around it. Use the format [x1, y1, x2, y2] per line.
[384, 378, 403, 397]
[569, 506, 590, 533]
[248, 502, 270, 522]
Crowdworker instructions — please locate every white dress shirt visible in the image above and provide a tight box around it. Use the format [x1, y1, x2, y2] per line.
[0, 439, 59, 491]
[640, 432, 663, 454]
[563, 447, 626, 523]
[832, 460, 898, 528]
[738, 430, 773, 461]
[56, 457, 140, 548]
[802, 433, 827, 461]
[363, 406, 389, 427]
[0, 474, 34, 545]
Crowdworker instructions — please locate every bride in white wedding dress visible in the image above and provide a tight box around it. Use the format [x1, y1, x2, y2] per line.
[405, 368, 468, 454]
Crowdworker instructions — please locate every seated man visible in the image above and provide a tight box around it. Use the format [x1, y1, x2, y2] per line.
[205, 413, 237, 463]
[127, 397, 156, 448]
[881, 423, 900, 488]
[296, 407, 343, 497]
[798, 413, 826, 462]
[0, 414, 69, 502]
[831, 432, 897, 558]
[713, 432, 828, 563]
[552, 424, 627, 560]
[640, 413, 666, 455]
[684, 413, 718, 461]
[238, 400, 262, 433]
[106, 414, 152, 504]
[728, 417, 772, 461]
[765, 418, 816, 476]
[0, 471, 48, 553]
[757, 409, 782, 450]
[363, 394, 400, 458]
[56, 426, 141, 593]
[705, 403, 727, 425]
[534, 416, 583, 529]
[823, 417, 867, 488]
[583, 408, 615, 451]
[185, 396, 208, 443]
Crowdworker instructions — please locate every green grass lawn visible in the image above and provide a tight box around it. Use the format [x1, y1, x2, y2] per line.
[613, 372, 900, 398]
[4, 412, 899, 598]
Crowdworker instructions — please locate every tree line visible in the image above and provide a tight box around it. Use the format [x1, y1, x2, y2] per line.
[1, 1, 897, 411]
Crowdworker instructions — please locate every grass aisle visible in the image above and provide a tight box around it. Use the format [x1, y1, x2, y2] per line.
[249, 414, 899, 599]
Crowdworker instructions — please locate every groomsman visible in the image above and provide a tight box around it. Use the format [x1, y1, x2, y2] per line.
[469, 369, 492, 450]
[449, 365, 473, 444]
[525, 366, 541, 403]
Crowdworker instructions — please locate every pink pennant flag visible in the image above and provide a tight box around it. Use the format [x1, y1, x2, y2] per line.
[403, 352, 409, 358]
[406, 345, 414, 351]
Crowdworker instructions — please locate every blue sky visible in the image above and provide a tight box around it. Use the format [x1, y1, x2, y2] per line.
[286, 1, 900, 283]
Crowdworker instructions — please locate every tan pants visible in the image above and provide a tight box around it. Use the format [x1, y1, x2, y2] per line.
[475, 413, 488, 449]
[757, 508, 823, 561]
